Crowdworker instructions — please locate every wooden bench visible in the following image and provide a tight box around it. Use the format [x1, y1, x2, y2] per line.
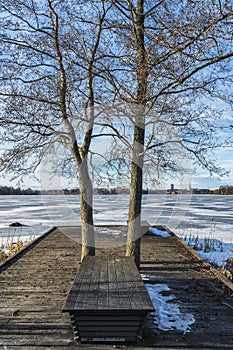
[62, 256, 154, 342]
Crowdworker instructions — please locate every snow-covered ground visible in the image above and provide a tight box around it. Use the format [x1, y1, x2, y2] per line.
[149, 227, 233, 269]
[181, 235, 233, 267]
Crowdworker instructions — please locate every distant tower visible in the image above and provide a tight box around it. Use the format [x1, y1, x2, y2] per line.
[171, 184, 174, 191]
[189, 181, 192, 192]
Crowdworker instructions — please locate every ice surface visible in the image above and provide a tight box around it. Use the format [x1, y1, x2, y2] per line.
[0, 194, 232, 266]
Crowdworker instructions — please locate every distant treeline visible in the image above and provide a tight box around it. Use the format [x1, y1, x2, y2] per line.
[190, 186, 233, 195]
[213, 185, 233, 195]
[0, 185, 232, 195]
[0, 186, 80, 195]
[0, 186, 40, 195]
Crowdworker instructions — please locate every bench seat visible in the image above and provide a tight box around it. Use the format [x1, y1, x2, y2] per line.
[63, 256, 154, 342]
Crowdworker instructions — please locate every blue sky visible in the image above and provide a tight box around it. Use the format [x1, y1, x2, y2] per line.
[191, 148, 233, 189]
[0, 146, 232, 190]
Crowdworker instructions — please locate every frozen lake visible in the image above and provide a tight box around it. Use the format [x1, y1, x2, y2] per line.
[0, 194, 232, 243]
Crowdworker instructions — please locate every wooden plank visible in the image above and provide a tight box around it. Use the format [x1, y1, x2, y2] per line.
[121, 257, 154, 311]
[116, 259, 133, 311]
[114, 258, 133, 310]
[126, 259, 155, 311]
[79, 330, 138, 337]
[73, 258, 96, 310]
[63, 266, 86, 311]
[76, 320, 141, 327]
[76, 315, 142, 321]
[107, 258, 120, 310]
[122, 258, 144, 310]
[86, 257, 101, 310]
[97, 258, 109, 310]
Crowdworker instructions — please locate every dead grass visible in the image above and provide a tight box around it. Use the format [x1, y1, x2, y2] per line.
[0, 233, 35, 263]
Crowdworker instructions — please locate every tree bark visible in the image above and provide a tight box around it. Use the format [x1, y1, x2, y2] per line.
[126, 0, 147, 267]
[126, 119, 145, 267]
[78, 157, 95, 260]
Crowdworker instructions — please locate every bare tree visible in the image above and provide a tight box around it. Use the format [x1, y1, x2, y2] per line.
[0, 0, 111, 260]
[104, 0, 233, 264]
[0, 0, 232, 266]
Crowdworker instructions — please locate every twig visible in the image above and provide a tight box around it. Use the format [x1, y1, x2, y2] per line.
[222, 302, 233, 310]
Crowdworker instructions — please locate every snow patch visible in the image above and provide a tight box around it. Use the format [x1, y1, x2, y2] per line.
[141, 274, 161, 281]
[95, 227, 123, 236]
[146, 283, 195, 334]
[149, 228, 171, 237]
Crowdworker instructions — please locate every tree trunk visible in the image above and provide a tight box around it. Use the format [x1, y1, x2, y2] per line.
[126, 120, 145, 267]
[126, 0, 147, 267]
[78, 157, 95, 260]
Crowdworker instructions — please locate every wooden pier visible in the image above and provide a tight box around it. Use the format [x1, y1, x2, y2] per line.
[0, 225, 233, 349]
